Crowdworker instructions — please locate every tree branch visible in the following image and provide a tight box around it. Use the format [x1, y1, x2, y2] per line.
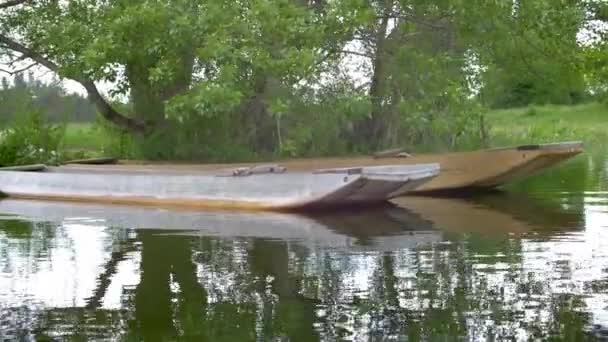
[160, 48, 196, 100]
[341, 50, 372, 58]
[386, 29, 421, 44]
[85, 239, 138, 310]
[0, 62, 36, 75]
[0, 33, 147, 133]
[394, 11, 453, 30]
[0, 0, 27, 10]
[7, 52, 30, 66]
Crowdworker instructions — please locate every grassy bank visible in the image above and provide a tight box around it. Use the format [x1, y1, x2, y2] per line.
[57, 102, 608, 160]
[486, 102, 608, 151]
[62, 122, 105, 152]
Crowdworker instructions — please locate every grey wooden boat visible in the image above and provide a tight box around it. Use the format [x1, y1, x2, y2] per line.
[0, 163, 440, 211]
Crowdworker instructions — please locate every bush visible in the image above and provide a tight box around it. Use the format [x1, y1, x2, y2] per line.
[0, 111, 64, 166]
[91, 115, 140, 159]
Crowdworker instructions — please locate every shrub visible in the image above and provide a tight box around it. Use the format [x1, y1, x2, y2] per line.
[0, 111, 64, 166]
[91, 115, 140, 159]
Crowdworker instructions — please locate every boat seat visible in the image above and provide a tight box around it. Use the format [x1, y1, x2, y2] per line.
[217, 164, 287, 177]
[373, 147, 412, 159]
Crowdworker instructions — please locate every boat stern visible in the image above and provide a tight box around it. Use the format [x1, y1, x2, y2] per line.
[304, 163, 440, 209]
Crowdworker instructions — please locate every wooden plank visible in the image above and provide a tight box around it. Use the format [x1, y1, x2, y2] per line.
[0, 164, 46, 172]
[373, 147, 412, 159]
[64, 157, 118, 165]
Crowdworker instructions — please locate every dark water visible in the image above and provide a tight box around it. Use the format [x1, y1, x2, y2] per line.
[1, 153, 607, 341]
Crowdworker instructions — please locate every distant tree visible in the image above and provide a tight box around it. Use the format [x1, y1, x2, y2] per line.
[581, 1, 608, 102]
[1, 76, 9, 90]
[338, 0, 590, 149]
[0, 73, 97, 123]
[471, 0, 589, 108]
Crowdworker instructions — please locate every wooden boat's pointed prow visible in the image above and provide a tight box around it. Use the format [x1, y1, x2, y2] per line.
[401, 141, 584, 193]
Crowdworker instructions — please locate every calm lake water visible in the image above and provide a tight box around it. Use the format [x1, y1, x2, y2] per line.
[1, 152, 607, 341]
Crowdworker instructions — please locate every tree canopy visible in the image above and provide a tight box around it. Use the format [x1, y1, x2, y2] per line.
[1, 0, 606, 159]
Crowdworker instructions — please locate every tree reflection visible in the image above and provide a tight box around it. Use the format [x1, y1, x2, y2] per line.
[0, 191, 604, 341]
[251, 239, 318, 341]
[126, 230, 207, 341]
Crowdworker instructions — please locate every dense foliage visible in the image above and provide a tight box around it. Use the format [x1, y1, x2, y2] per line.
[0, 0, 606, 161]
[0, 110, 63, 166]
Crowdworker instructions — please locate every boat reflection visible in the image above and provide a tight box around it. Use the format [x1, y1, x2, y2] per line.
[392, 192, 583, 235]
[0, 199, 442, 252]
[0, 191, 583, 248]
[0, 193, 590, 340]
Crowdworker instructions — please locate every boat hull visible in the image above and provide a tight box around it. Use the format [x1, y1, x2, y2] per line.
[389, 141, 584, 193]
[280, 141, 583, 193]
[86, 141, 583, 194]
[0, 164, 439, 211]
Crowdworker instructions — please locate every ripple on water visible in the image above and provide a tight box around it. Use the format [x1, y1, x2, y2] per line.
[0, 153, 607, 340]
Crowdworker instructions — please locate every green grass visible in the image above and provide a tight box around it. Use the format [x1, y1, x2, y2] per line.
[60, 121, 141, 160]
[61, 122, 102, 150]
[59, 122, 113, 160]
[485, 102, 608, 150]
[56, 102, 608, 159]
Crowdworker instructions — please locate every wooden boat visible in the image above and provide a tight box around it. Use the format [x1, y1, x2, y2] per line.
[277, 141, 585, 194]
[86, 141, 583, 194]
[0, 163, 440, 211]
[64, 157, 118, 165]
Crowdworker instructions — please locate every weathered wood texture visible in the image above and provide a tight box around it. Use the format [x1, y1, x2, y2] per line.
[81, 141, 583, 193]
[0, 164, 439, 211]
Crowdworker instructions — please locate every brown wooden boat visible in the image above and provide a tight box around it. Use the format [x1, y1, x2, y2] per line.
[377, 141, 585, 193]
[81, 141, 583, 194]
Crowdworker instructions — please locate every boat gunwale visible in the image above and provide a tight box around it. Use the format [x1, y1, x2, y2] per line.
[486, 140, 584, 152]
[39, 163, 441, 178]
[106, 140, 584, 167]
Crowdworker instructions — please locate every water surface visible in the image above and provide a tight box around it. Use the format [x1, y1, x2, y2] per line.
[1, 153, 607, 341]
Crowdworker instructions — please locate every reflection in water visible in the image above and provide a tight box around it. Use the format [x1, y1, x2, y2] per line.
[1, 153, 607, 340]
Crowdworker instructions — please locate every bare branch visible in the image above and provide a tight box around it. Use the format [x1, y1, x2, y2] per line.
[85, 239, 138, 310]
[0, 62, 36, 75]
[0, 33, 147, 133]
[355, 81, 371, 92]
[386, 30, 421, 43]
[8, 52, 29, 65]
[0, 0, 27, 10]
[341, 50, 372, 58]
[394, 11, 453, 30]
[352, 34, 374, 42]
